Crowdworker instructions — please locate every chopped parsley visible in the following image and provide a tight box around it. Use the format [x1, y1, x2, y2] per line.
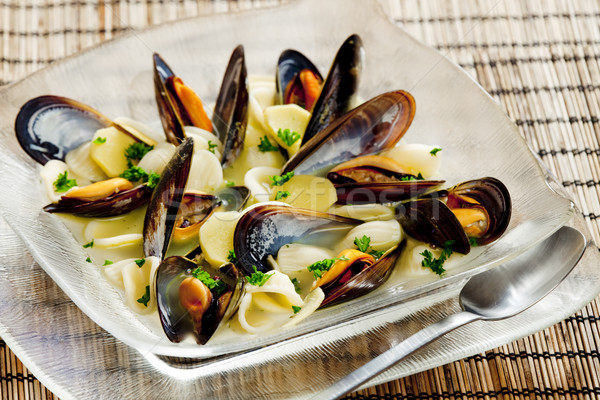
[85, 257, 92, 263]
[275, 190, 290, 200]
[207, 140, 217, 154]
[292, 305, 302, 314]
[353, 235, 386, 259]
[400, 172, 425, 181]
[120, 165, 160, 189]
[226, 181, 235, 187]
[124, 142, 154, 167]
[270, 171, 295, 186]
[135, 259, 145, 268]
[430, 147, 442, 156]
[246, 265, 273, 286]
[277, 128, 301, 147]
[227, 250, 238, 265]
[469, 237, 479, 247]
[191, 267, 228, 296]
[53, 171, 77, 193]
[83, 240, 94, 248]
[291, 278, 301, 293]
[417, 172, 424, 180]
[258, 135, 279, 152]
[137, 285, 151, 307]
[420, 240, 454, 276]
[103, 260, 113, 266]
[307, 256, 348, 279]
[92, 137, 107, 145]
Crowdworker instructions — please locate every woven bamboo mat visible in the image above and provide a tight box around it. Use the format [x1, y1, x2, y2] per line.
[2, 0, 600, 398]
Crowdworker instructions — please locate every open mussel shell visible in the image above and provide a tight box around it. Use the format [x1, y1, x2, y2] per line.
[212, 45, 249, 168]
[276, 49, 323, 109]
[153, 53, 187, 145]
[396, 197, 471, 254]
[15, 95, 114, 165]
[333, 181, 444, 205]
[156, 256, 244, 344]
[282, 90, 416, 176]
[301, 34, 364, 145]
[173, 192, 221, 241]
[233, 204, 362, 275]
[320, 245, 403, 308]
[440, 177, 511, 246]
[215, 185, 250, 212]
[44, 184, 153, 217]
[143, 137, 194, 259]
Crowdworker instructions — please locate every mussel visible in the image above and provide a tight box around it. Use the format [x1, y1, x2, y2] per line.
[156, 256, 244, 344]
[276, 49, 323, 110]
[326, 155, 444, 204]
[282, 90, 416, 176]
[396, 177, 511, 254]
[172, 192, 221, 242]
[301, 34, 363, 145]
[15, 95, 155, 165]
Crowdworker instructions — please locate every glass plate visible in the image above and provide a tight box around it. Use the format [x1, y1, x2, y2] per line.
[0, 0, 597, 394]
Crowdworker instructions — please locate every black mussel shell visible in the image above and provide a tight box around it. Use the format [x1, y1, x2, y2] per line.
[143, 137, 194, 259]
[15, 95, 114, 165]
[320, 245, 403, 308]
[173, 193, 221, 241]
[441, 177, 511, 246]
[333, 180, 444, 205]
[44, 184, 153, 217]
[156, 256, 244, 344]
[215, 185, 250, 212]
[233, 204, 361, 275]
[396, 198, 471, 254]
[153, 53, 187, 145]
[212, 45, 249, 168]
[301, 34, 364, 145]
[282, 90, 416, 176]
[276, 49, 323, 109]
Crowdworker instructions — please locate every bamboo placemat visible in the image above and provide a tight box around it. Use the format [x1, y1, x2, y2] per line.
[2, 0, 600, 398]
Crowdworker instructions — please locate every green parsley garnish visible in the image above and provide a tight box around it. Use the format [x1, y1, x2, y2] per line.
[85, 257, 91, 263]
[207, 140, 217, 154]
[191, 267, 228, 295]
[420, 240, 454, 276]
[103, 260, 113, 266]
[135, 259, 145, 268]
[146, 171, 160, 189]
[270, 171, 295, 186]
[416, 172, 424, 180]
[277, 128, 301, 147]
[306, 256, 348, 279]
[246, 265, 273, 286]
[53, 171, 77, 193]
[258, 135, 279, 152]
[400, 172, 424, 181]
[120, 165, 160, 189]
[430, 147, 442, 156]
[292, 305, 302, 314]
[369, 249, 385, 259]
[354, 235, 371, 253]
[83, 240, 94, 248]
[291, 278, 301, 294]
[124, 142, 154, 167]
[275, 190, 290, 200]
[227, 250, 238, 265]
[469, 237, 479, 247]
[137, 285, 151, 307]
[92, 137, 107, 145]
[226, 181, 235, 187]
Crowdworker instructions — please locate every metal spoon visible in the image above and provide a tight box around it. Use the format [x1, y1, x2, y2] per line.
[318, 226, 586, 400]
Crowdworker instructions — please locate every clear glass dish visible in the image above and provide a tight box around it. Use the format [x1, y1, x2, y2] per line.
[0, 0, 588, 372]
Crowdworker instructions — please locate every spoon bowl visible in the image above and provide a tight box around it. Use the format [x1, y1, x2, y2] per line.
[318, 226, 587, 399]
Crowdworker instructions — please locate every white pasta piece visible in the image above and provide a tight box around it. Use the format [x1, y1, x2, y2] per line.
[397, 240, 437, 278]
[114, 117, 163, 144]
[186, 149, 223, 193]
[329, 204, 395, 221]
[237, 270, 303, 334]
[283, 287, 325, 328]
[121, 256, 160, 315]
[380, 143, 442, 178]
[40, 160, 91, 203]
[336, 220, 403, 253]
[185, 127, 223, 160]
[248, 81, 276, 131]
[94, 233, 143, 249]
[276, 244, 335, 274]
[137, 142, 176, 175]
[65, 142, 108, 182]
[244, 166, 281, 203]
[102, 258, 132, 289]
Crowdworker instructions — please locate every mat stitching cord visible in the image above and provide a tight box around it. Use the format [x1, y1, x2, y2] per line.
[395, 12, 600, 23]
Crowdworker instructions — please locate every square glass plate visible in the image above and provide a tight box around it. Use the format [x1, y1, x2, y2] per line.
[0, 0, 577, 360]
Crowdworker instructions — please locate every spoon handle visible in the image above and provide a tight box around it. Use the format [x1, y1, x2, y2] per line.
[317, 310, 481, 400]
